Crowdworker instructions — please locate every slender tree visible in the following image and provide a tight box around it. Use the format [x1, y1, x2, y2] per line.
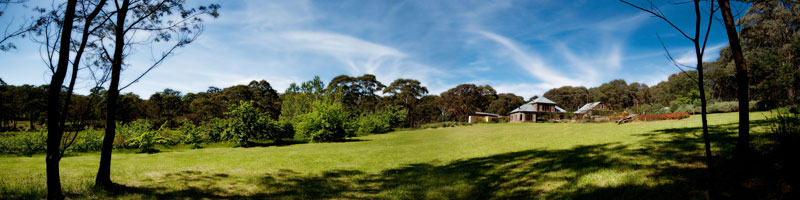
[92, 0, 218, 188]
[45, 1, 77, 197]
[621, 0, 719, 197]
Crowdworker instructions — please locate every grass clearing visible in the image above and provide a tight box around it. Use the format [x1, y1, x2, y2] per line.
[0, 112, 774, 199]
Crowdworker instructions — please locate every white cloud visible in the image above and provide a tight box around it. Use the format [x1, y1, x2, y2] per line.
[476, 30, 583, 87]
[673, 43, 727, 67]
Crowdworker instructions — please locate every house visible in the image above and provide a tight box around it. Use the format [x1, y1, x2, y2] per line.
[574, 102, 612, 119]
[468, 112, 500, 123]
[509, 97, 566, 122]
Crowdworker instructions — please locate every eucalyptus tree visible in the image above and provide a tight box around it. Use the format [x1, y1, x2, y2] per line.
[621, 0, 719, 197]
[717, 0, 750, 159]
[383, 79, 428, 126]
[86, 0, 219, 188]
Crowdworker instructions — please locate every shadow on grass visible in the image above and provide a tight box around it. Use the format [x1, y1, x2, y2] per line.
[60, 119, 793, 199]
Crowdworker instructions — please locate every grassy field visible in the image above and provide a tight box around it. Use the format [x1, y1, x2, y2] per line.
[0, 112, 774, 199]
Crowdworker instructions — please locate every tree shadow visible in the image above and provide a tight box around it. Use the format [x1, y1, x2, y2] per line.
[75, 119, 792, 199]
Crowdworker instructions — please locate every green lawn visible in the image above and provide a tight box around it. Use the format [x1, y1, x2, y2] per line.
[0, 112, 774, 199]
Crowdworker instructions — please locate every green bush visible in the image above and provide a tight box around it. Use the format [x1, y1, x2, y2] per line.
[127, 121, 169, 153]
[179, 120, 204, 148]
[295, 101, 354, 142]
[355, 113, 390, 136]
[267, 119, 295, 142]
[631, 104, 668, 115]
[767, 107, 800, 151]
[420, 122, 472, 129]
[0, 131, 46, 156]
[671, 103, 699, 114]
[382, 105, 408, 128]
[115, 119, 153, 149]
[225, 101, 273, 146]
[69, 129, 103, 152]
[201, 118, 228, 142]
[707, 101, 739, 113]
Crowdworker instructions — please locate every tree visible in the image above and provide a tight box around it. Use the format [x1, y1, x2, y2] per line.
[280, 76, 326, 123]
[621, 0, 719, 197]
[440, 84, 494, 122]
[225, 101, 271, 146]
[44, 0, 78, 197]
[543, 86, 590, 111]
[247, 80, 281, 119]
[719, 0, 750, 158]
[148, 89, 185, 126]
[295, 101, 353, 142]
[383, 79, 428, 127]
[93, 0, 219, 189]
[487, 93, 525, 115]
[327, 74, 385, 113]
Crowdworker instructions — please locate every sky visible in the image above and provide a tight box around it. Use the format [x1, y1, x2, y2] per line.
[0, 0, 749, 99]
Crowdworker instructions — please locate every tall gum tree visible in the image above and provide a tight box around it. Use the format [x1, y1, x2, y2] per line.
[621, 0, 719, 198]
[90, 0, 219, 189]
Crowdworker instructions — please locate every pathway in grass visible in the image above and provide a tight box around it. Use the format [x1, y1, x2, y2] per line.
[0, 112, 772, 199]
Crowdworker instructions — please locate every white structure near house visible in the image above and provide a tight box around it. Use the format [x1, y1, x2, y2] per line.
[468, 112, 500, 123]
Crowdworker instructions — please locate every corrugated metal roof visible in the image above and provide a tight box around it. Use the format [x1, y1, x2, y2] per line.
[574, 102, 601, 114]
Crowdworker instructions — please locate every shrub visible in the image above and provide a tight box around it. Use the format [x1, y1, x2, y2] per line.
[127, 121, 169, 153]
[69, 129, 103, 152]
[707, 101, 739, 113]
[637, 113, 691, 121]
[201, 118, 228, 142]
[631, 104, 668, 115]
[355, 113, 390, 136]
[115, 119, 153, 149]
[295, 101, 354, 142]
[420, 122, 472, 129]
[225, 101, 273, 146]
[490, 117, 509, 123]
[766, 107, 800, 150]
[672, 103, 699, 114]
[179, 120, 204, 148]
[382, 105, 408, 128]
[0, 131, 47, 156]
[267, 119, 295, 142]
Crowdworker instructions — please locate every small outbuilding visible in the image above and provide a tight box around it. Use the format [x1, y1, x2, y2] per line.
[574, 102, 612, 119]
[509, 97, 566, 123]
[468, 112, 500, 123]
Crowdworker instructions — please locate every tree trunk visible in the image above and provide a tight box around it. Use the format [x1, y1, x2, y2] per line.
[96, 0, 129, 189]
[692, 0, 715, 198]
[46, 0, 78, 199]
[718, 0, 750, 159]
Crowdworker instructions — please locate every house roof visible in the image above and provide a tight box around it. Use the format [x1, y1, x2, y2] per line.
[574, 102, 601, 114]
[555, 106, 566, 113]
[530, 97, 557, 104]
[473, 112, 500, 117]
[509, 97, 564, 114]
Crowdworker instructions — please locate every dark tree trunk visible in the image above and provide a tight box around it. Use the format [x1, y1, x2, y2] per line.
[692, 0, 715, 198]
[96, 0, 129, 189]
[46, 0, 78, 199]
[718, 0, 750, 159]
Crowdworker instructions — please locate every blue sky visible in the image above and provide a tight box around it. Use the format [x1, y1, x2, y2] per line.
[0, 0, 746, 99]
